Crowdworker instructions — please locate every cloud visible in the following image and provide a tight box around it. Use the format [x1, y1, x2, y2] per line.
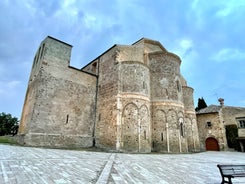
[0, 80, 21, 95]
[7, 81, 21, 89]
[210, 48, 245, 62]
[0, 0, 245, 117]
[215, 0, 245, 17]
[173, 38, 199, 64]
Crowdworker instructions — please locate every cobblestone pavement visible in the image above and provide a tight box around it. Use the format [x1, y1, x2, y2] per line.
[0, 144, 245, 184]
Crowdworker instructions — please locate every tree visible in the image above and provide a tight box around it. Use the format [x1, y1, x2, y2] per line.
[195, 97, 208, 112]
[0, 112, 19, 136]
[226, 125, 240, 151]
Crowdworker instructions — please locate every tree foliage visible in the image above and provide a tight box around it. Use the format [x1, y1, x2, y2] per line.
[0, 112, 19, 136]
[225, 125, 240, 151]
[195, 97, 208, 112]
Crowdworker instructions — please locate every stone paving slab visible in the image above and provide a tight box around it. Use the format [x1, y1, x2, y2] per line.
[0, 144, 245, 184]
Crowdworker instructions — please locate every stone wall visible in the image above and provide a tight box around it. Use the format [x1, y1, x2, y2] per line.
[221, 106, 245, 139]
[149, 51, 181, 101]
[19, 37, 97, 148]
[184, 113, 200, 152]
[95, 47, 119, 150]
[222, 107, 245, 126]
[19, 37, 200, 153]
[118, 48, 151, 152]
[196, 112, 227, 151]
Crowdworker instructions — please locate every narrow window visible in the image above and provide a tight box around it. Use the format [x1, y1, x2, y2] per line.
[36, 47, 41, 63]
[40, 43, 45, 60]
[161, 132, 163, 141]
[32, 55, 37, 69]
[143, 81, 146, 89]
[92, 62, 97, 73]
[144, 130, 146, 140]
[207, 121, 212, 128]
[66, 114, 69, 124]
[176, 80, 181, 92]
[180, 123, 184, 137]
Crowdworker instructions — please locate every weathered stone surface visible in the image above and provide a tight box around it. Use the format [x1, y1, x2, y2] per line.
[19, 36, 97, 148]
[19, 36, 200, 153]
[196, 101, 245, 151]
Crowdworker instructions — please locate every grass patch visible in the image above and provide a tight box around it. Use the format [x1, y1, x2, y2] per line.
[0, 136, 18, 145]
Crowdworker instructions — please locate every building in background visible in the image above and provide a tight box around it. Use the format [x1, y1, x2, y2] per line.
[196, 98, 245, 152]
[18, 36, 200, 153]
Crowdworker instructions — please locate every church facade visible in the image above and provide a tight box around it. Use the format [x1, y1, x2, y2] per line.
[18, 36, 200, 153]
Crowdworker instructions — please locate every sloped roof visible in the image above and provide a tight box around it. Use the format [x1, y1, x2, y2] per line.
[132, 37, 167, 52]
[196, 105, 221, 114]
[132, 37, 182, 63]
[82, 37, 182, 69]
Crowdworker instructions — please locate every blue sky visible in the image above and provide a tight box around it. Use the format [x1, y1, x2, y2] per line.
[0, 0, 244, 119]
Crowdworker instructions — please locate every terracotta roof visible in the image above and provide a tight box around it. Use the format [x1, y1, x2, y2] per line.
[196, 105, 221, 114]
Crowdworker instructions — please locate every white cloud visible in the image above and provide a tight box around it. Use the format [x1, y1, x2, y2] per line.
[7, 80, 21, 89]
[54, 0, 79, 24]
[180, 39, 193, 51]
[0, 80, 21, 95]
[215, 0, 245, 17]
[173, 39, 198, 61]
[211, 48, 245, 62]
[191, 0, 200, 10]
[171, 38, 199, 79]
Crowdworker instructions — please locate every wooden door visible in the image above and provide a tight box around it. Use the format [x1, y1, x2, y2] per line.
[205, 137, 219, 151]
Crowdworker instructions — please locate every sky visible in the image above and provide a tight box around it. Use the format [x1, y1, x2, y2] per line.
[0, 0, 245, 119]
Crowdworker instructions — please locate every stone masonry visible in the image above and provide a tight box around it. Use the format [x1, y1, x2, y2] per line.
[196, 99, 245, 152]
[18, 36, 200, 153]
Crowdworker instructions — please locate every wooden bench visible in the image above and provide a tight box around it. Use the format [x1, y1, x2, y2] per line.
[217, 164, 245, 184]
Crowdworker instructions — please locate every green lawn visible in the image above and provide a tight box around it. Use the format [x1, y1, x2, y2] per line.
[0, 136, 18, 145]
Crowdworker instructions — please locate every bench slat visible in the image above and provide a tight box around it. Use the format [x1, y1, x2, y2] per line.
[217, 164, 245, 184]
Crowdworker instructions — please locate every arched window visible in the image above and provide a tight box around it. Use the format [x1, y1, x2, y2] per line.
[176, 80, 181, 92]
[180, 122, 184, 137]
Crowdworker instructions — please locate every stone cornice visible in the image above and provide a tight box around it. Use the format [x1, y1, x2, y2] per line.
[117, 93, 150, 101]
[152, 101, 184, 108]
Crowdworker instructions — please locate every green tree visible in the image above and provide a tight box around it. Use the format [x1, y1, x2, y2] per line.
[225, 125, 240, 151]
[195, 97, 208, 111]
[0, 112, 19, 136]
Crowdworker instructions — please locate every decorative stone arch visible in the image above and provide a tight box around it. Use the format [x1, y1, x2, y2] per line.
[122, 102, 138, 116]
[167, 109, 178, 128]
[152, 109, 167, 152]
[167, 109, 179, 152]
[179, 118, 184, 137]
[138, 105, 151, 152]
[178, 111, 185, 137]
[121, 103, 139, 152]
[205, 136, 220, 151]
[121, 103, 151, 152]
[178, 111, 184, 118]
[184, 117, 193, 152]
[153, 109, 167, 128]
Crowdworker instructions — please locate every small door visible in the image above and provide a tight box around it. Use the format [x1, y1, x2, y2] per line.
[205, 137, 219, 151]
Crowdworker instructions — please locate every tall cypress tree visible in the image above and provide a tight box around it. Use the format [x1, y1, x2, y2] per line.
[195, 97, 208, 111]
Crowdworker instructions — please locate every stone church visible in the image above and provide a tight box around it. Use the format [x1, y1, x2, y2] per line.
[18, 36, 200, 153]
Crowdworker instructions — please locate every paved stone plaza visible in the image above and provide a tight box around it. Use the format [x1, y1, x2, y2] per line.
[0, 144, 245, 184]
